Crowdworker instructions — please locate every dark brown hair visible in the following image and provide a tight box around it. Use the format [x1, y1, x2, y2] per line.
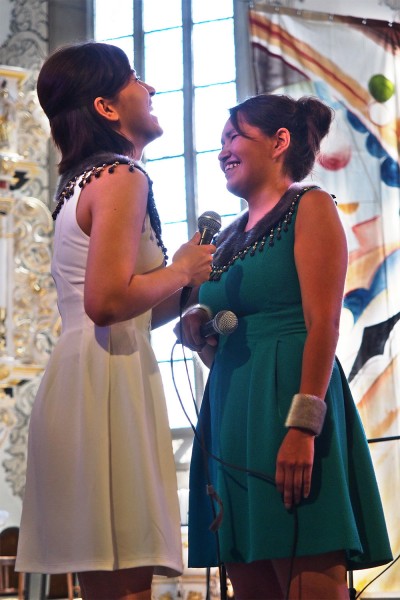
[229, 94, 334, 182]
[37, 42, 134, 173]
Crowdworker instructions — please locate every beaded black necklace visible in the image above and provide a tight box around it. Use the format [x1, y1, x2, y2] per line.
[210, 185, 319, 281]
[52, 153, 168, 263]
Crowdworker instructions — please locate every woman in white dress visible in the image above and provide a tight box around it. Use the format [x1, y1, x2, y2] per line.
[15, 42, 215, 600]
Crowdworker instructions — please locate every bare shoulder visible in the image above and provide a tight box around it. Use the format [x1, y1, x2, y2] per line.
[82, 162, 149, 200]
[299, 187, 337, 209]
[296, 187, 341, 224]
[77, 162, 150, 234]
[78, 162, 150, 220]
[295, 186, 347, 256]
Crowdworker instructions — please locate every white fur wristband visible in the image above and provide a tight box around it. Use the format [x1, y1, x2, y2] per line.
[182, 303, 213, 320]
[285, 393, 327, 436]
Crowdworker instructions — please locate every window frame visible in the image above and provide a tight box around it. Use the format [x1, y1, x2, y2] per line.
[94, 0, 253, 437]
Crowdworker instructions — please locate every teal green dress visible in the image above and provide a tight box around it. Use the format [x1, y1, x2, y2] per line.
[188, 185, 392, 571]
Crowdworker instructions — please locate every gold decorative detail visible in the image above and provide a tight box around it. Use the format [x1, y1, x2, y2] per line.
[11, 195, 59, 366]
[0, 65, 27, 156]
[0, 308, 5, 355]
[0, 195, 13, 215]
[0, 363, 10, 380]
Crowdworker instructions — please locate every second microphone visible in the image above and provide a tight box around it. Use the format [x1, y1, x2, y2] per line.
[200, 310, 238, 338]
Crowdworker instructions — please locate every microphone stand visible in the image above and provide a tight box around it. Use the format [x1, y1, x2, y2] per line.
[348, 570, 357, 600]
[347, 434, 400, 599]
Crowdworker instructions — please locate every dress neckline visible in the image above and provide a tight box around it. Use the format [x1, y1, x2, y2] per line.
[209, 183, 319, 281]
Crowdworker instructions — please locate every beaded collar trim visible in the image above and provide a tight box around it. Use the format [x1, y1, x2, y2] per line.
[209, 184, 319, 281]
[52, 152, 168, 263]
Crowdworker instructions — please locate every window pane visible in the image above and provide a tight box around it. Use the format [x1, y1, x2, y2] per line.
[95, 0, 133, 39]
[161, 222, 189, 262]
[101, 37, 134, 65]
[144, 91, 184, 159]
[197, 151, 242, 219]
[193, 0, 233, 23]
[151, 318, 181, 362]
[193, 19, 235, 86]
[94, 0, 238, 432]
[195, 83, 237, 152]
[143, 0, 182, 31]
[145, 29, 183, 93]
[145, 157, 187, 224]
[158, 359, 198, 429]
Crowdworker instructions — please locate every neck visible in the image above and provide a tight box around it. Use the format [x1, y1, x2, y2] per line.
[245, 177, 294, 231]
[133, 147, 144, 161]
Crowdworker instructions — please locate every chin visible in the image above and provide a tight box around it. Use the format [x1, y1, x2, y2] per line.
[226, 181, 242, 198]
[149, 120, 163, 141]
[151, 115, 163, 135]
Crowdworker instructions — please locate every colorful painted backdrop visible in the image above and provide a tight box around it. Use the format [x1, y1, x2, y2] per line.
[249, 6, 400, 595]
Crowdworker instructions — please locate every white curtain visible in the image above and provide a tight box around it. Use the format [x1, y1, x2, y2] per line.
[249, 5, 400, 594]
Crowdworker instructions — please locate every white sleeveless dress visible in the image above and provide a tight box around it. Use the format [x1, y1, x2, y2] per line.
[16, 177, 183, 576]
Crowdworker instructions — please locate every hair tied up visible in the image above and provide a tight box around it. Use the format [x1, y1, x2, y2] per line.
[295, 98, 309, 119]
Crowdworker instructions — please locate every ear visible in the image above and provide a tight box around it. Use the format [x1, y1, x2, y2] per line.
[93, 97, 119, 122]
[272, 127, 291, 158]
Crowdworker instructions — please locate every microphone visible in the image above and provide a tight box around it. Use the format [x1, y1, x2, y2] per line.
[180, 211, 222, 308]
[197, 210, 222, 245]
[200, 310, 238, 337]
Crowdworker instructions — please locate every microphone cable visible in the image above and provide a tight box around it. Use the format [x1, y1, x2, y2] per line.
[171, 319, 299, 600]
[171, 330, 399, 599]
[353, 553, 400, 598]
[179, 210, 222, 311]
[175, 308, 227, 597]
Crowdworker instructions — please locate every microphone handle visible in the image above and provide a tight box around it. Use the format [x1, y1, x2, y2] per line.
[200, 319, 219, 338]
[180, 285, 193, 308]
[200, 311, 238, 337]
[199, 228, 216, 245]
[180, 227, 215, 309]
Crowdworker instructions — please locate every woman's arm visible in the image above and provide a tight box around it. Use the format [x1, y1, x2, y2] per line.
[275, 189, 348, 509]
[77, 166, 215, 326]
[172, 305, 218, 368]
[296, 189, 348, 396]
[151, 287, 200, 330]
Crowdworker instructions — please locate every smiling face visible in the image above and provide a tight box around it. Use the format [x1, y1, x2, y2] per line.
[218, 116, 281, 201]
[108, 71, 163, 155]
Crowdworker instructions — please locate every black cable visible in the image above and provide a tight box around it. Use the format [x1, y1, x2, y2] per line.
[170, 339, 293, 600]
[170, 337, 400, 599]
[348, 436, 400, 597]
[170, 340, 275, 486]
[172, 307, 400, 598]
[206, 567, 210, 600]
[176, 300, 227, 598]
[219, 563, 228, 600]
[285, 508, 299, 600]
[355, 553, 400, 598]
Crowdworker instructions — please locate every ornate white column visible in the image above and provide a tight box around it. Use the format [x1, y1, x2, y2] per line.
[0, 66, 58, 530]
[0, 66, 58, 383]
[0, 66, 28, 382]
[0, 163, 15, 368]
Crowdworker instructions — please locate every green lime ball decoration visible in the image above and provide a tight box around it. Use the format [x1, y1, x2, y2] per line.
[368, 74, 395, 103]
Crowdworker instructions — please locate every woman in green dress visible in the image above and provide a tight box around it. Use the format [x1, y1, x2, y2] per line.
[177, 94, 392, 599]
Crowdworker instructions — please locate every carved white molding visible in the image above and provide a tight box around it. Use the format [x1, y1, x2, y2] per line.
[0, 0, 48, 206]
[0, 0, 13, 49]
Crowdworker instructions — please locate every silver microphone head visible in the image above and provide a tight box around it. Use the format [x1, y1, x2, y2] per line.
[213, 310, 238, 336]
[197, 211, 222, 242]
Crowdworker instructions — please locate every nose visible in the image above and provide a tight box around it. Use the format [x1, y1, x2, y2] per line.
[142, 81, 156, 96]
[218, 146, 229, 162]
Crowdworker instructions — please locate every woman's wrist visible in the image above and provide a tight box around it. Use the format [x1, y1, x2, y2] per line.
[285, 393, 327, 436]
[182, 303, 212, 320]
[166, 263, 192, 289]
